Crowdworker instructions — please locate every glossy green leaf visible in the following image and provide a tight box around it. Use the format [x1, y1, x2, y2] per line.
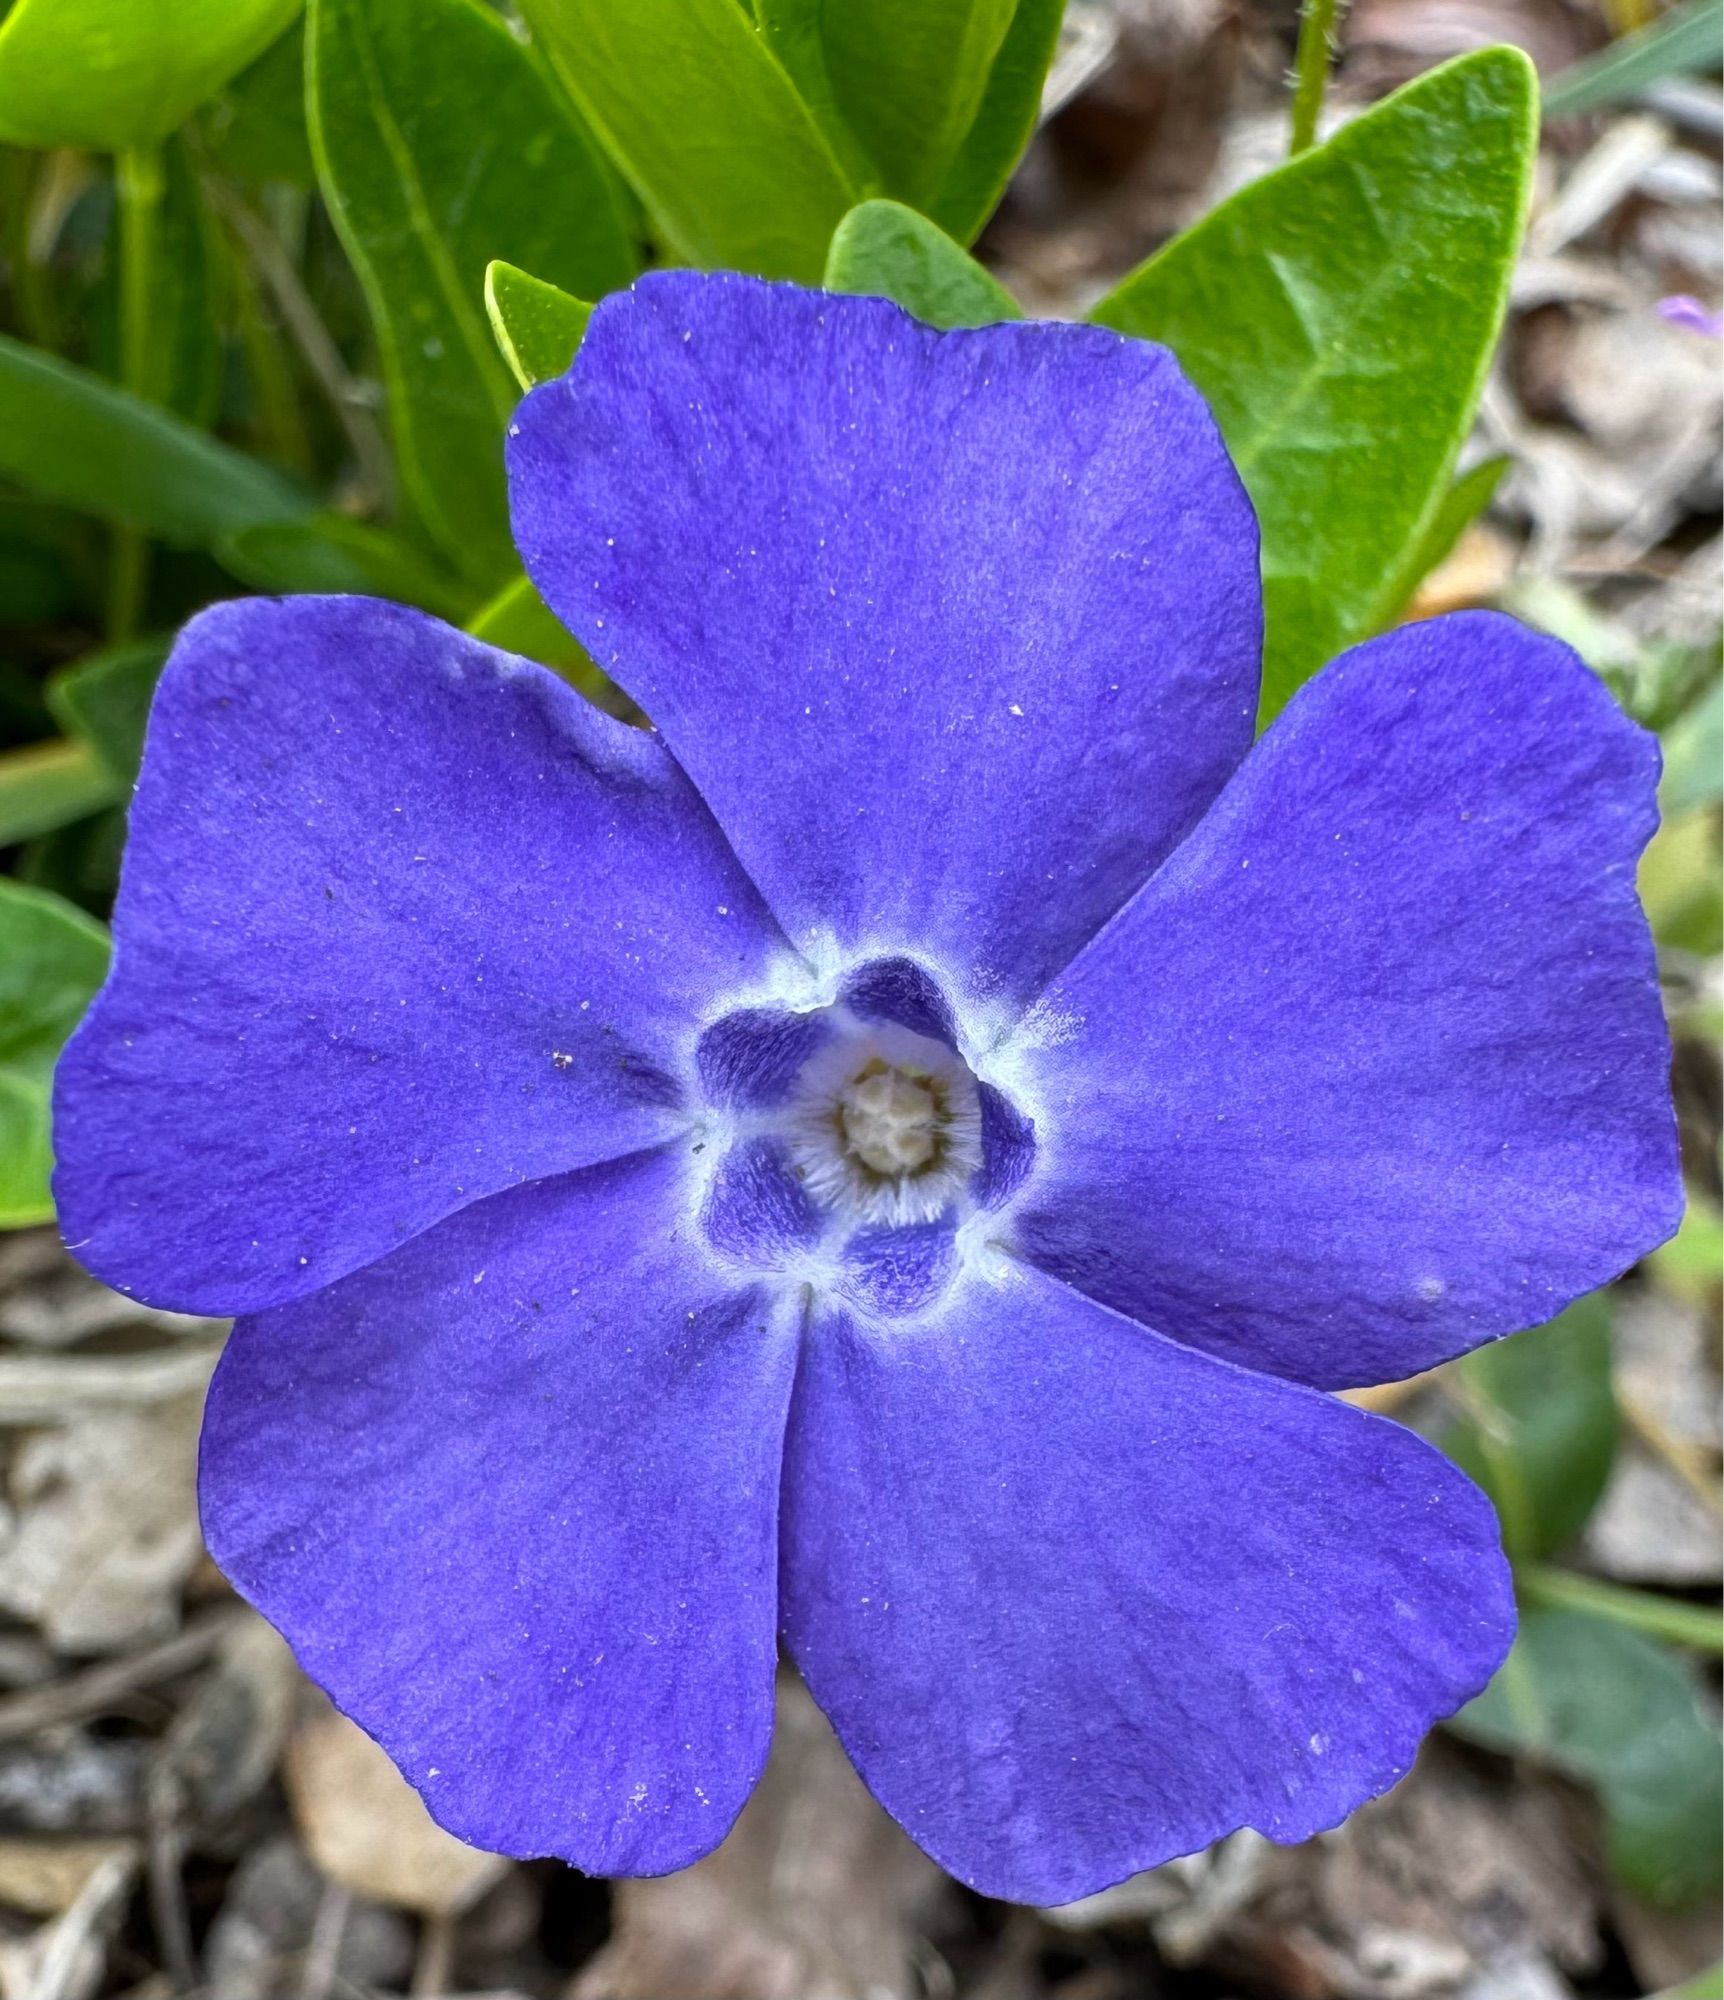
[1453, 1607, 1724, 1908]
[218, 514, 472, 619]
[1092, 49, 1537, 724]
[484, 261, 592, 391]
[468, 580, 632, 712]
[824, 199, 1020, 329]
[0, 0, 302, 150]
[0, 740, 125, 846]
[0, 335, 303, 547]
[761, 0, 1014, 210]
[309, 0, 636, 585]
[929, 0, 1066, 243]
[1543, 0, 1724, 118]
[739, 0, 873, 192]
[1381, 453, 1510, 622]
[47, 641, 169, 784]
[465, 570, 625, 713]
[0, 879, 110, 1229]
[518, 0, 856, 281]
[1440, 1294, 1617, 1560]
[206, 19, 316, 188]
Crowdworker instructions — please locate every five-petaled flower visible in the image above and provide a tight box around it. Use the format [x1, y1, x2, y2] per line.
[53, 273, 1681, 1904]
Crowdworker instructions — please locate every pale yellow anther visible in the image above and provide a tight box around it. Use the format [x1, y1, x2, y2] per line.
[839, 1063, 943, 1177]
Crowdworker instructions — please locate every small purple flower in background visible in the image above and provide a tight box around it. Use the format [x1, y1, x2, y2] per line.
[1658, 295, 1724, 340]
[53, 272, 1680, 1903]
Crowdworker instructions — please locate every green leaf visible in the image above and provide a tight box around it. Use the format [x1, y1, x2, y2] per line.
[1380, 453, 1510, 622]
[205, 19, 316, 188]
[308, 0, 636, 586]
[107, 139, 226, 427]
[0, 740, 125, 846]
[0, 334, 304, 547]
[1092, 48, 1537, 725]
[1649, 1194, 1724, 1316]
[762, 0, 1015, 210]
[465, 570, 625, 712]
[1659, 672, 1723, 818]
[0, 1072, 55, 1228]
[1453, 1607, 1724, 1908]
[0, 880, 109, 1074]
[484, 261, 592, 390]
[0, 0, 302, 150]
[824, 199, 1021, 329]
[1439, 1294, 1617, 1560]
[467, 570, 580, 663]
[12, 811, 128, 912]
[518, 0, 856, 281]
[1659, 1967, 1723, 2000]
[0, 879, 110, 1229]
[746, 0, 882, 191]
[928, 0, 1067, 243]
[46, 641, 169, 784]
[217, 514, 472, 619]
[1543, 0, 1724, 118]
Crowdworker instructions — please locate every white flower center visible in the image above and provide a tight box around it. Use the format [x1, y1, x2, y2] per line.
[839, 1061, 942, 1175]
[785, 1019, 982, 1225]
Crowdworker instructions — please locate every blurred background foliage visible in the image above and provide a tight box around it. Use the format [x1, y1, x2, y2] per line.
[0, 0, 1717, 1993]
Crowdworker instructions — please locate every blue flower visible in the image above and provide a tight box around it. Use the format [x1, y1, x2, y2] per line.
[52, 272, 1680, 1903]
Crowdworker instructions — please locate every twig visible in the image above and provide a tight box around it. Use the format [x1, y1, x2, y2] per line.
[0, 1343, 220, 1422]
[0, 1608, 245, 1742]
[203, 177, 393, 512]
[297, 1881, 354, 2000]
[410, 1915, 456, 1998]
[144, 1755, 195, 1993]
[1616, 1384, 1724, 1515]
[23, 1850, 136, 2000]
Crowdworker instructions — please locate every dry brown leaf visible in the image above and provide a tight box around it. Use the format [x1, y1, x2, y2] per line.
[203, 1834, 415, 2000]
[285, 1700, 508, 1918]
[0, 1845, 134, 2000]
[0, 1839, 136, 1918]
[0, 1385, 210, 1653]
[572, 1671, 947, 2000]
[1405, 522, 1519, 620]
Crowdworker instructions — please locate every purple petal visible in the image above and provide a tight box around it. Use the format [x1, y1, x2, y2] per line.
[781, 1267, 1512, 1904]
[1657, 295, 1724, 339]
[201, 1146, 795, 1874]
[508, 271, 1261, 1006]
[1013, 611, 1681, 1390]
[54, 596, 781, 1315]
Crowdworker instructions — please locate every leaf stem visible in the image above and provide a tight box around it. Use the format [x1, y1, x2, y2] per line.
[108, 143, 165, 641]
[1289, 0, 1349, 156]
[1, 152, 57, 351]
[1517, 1562, 1724, 1655]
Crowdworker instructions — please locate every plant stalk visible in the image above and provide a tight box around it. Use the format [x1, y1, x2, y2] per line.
[108, 143, 165, 641]
[1289, 0, 1350, 156]
[1517, 1561, 1724, 1655]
